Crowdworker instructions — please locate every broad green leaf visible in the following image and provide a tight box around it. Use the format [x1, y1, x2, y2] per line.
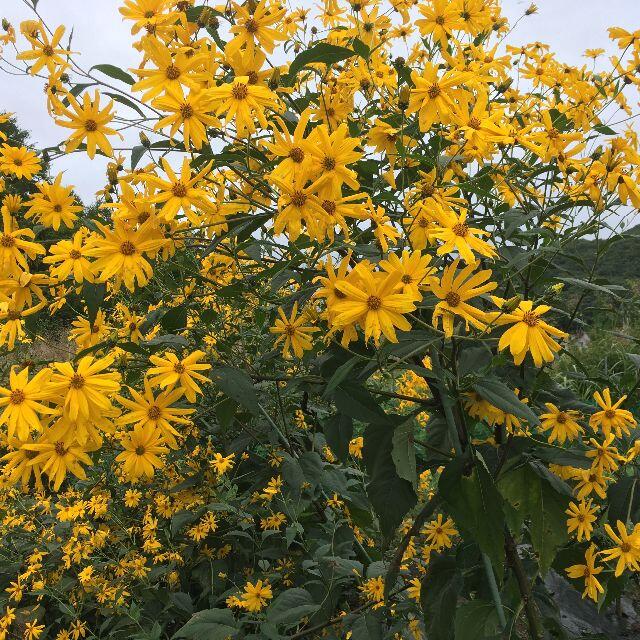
[90, 63, 135, 85]
[160, 305, 188, 332]
[454, 601, 501, 640]
[439, 456, 505, 569]
[556, 276, 624, 300]
[210, 366, 259, 416]
[172, 609, 237, 639]
[497, 461, 569, 574]
[473, 378, 540, 425]
[82, 282, 106, 325]
[323, 413, 353, 462]
[391, 421, 417, 489]
[266, 588, 319, 625]
[333, 384, 389, 424]
[130, 144, 146, 170]
[323, 355, 364, 398]
[287, 43, 357, 79]
[363, 422, 417, 537]
[104, 91, 145, 117]
[420, 555, 462, 640]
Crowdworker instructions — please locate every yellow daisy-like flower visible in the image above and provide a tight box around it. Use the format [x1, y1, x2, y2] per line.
[239, 580, 273, 612]
[589, 388, 636, 437]
[116, 423, 168, 480]
[565, 544, 604, 602]
[270, 302, 318, 358]
[601, 520, 640, 577]
[0, 144, 42, 179]
[147, 350, 211, 402]
[565, 500, 597, 541]
[539, 403, 583, 444]
[0, 366, 55, 440]
[54, 90, 120, 159]
[489, 298, 568, 367]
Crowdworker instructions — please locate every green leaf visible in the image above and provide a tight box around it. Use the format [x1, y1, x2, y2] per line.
[556, 276, 624, 300]
[287, 43, 357, 79]
[323, 355, 363, 398]
[439, 455, 505, 568]
[593, 124, 617, 135]
[131, 145, 146, 170]
[90, 63, 135, 85]
[420, 555, 462, 640]
[391, 421, 417, 489]
[210, 366, 259, 416]
[160, 305, 188, 332]
[473, 378, 540, 425]
[454, 601, 501, 640]
[497, 461, 569, 574]
[349, 613, 383, 640]
[607, 477, 640, 525]
[82, 282, 106, 325]
[266, 588, 319, 625]
[172, 609, 238, 639]
[323, 413, 353, 462]
[215, 397, 237, 429]
[333, 384, 389, 424]
[363, 422, 417, 537]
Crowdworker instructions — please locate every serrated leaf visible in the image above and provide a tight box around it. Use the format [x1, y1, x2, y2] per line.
[210, 366, 259, 416]
[266, 588, 319, 625]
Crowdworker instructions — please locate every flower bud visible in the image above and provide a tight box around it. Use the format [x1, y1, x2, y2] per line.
[139, 131, 151, 148]
[398, 86, 410, 109]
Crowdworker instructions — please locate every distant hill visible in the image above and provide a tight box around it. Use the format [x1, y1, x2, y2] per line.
[553, 224, 640, 283]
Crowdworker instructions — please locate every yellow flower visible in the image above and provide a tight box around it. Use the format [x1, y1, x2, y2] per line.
[379, 250, 436, 297]
[422, 514, 458, 550]
[142, 156, 214, 225]
[565, 544, 604, 602]
[153, 87, 220, 150]
[239, 579, 273, 612]
[270, 302, 318, 358]
[85, 220, 165, 291]
[589, 388, 636, 437]
[44, 231, 96, 283]
[16, 23, 71, 74]
[0, 144, 42, 179]
[25, 173, 82, 230]
[601, 521, 640, 577]
[539, 403, 583, 444]
[489, 298, 568, 367]
[131, 36, 206, 102]
[23, 434, 92, 491]
[330, 263, 418, 345]
[50, 355, 121, 424]
[209, 76, 281, 135]
[54, 90, 120, 159]
[431, 260, 496, 338]
[565, 500, 597, 541]
[116, 378, 194, 448]
[227, 0, 286, 56]
[0, 366, 54, 440]
[407, 63, 472, 131]
[147, 350, 211, 402]
[430, 209, 497, 264]
[211, 452, 235, 475]
[0, 210, 46, 277]
[586, 433, 622, 473]
[116, 423, 168, 480]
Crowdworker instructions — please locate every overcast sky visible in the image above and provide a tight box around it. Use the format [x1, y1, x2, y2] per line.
[2, 0, 640, 202]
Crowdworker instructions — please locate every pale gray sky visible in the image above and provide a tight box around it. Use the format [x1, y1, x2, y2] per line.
[1, 0, 639, 202]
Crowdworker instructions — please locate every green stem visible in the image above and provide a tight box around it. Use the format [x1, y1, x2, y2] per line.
[482, 552, 507, 630]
